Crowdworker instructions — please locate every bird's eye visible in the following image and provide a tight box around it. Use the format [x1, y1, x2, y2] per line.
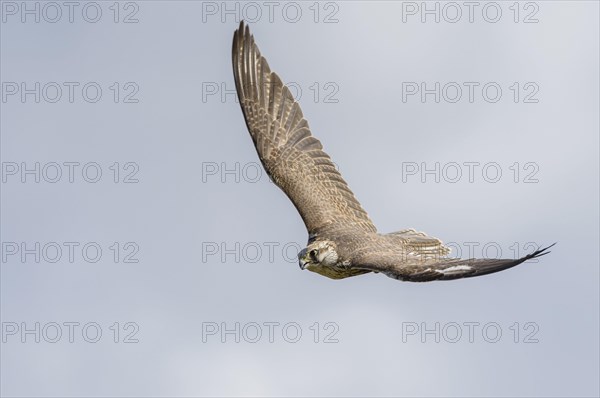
[309, 249, 318, 261]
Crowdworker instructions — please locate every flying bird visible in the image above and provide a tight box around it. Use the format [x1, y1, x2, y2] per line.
[231, 21, 553, 282]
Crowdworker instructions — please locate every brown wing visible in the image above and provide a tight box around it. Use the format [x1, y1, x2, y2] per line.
[232, 21, 376, 236]
[353, 243, 555, 282]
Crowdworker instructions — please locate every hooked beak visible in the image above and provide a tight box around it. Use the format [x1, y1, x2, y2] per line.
[298, 248, 308, 270]
[299, 257, 308, 270]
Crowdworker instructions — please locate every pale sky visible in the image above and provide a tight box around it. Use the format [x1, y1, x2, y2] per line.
[1, 1, 599, 397]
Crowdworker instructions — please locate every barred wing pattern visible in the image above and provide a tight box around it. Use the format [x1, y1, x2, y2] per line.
[232, 21, 376, 236]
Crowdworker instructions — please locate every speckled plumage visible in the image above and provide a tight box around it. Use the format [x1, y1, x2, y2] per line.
[232, 21, 553, 282]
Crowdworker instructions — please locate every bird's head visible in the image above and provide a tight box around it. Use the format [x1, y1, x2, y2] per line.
[298, 240, 339, 271]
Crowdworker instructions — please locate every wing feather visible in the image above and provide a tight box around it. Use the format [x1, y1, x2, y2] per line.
[232, 21, 376, 236]
[354, 243, 555, 282]
[386, 229, 451, 257]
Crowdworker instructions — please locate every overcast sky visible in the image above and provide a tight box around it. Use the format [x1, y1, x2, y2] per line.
[1, 1, 599, 397]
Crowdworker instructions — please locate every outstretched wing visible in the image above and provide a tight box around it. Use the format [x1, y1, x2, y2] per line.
[354, 243, 555, 282]
[232, 21, 376, 236]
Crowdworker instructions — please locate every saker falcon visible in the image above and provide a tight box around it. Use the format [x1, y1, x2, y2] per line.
[231, 21, 553, 282]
